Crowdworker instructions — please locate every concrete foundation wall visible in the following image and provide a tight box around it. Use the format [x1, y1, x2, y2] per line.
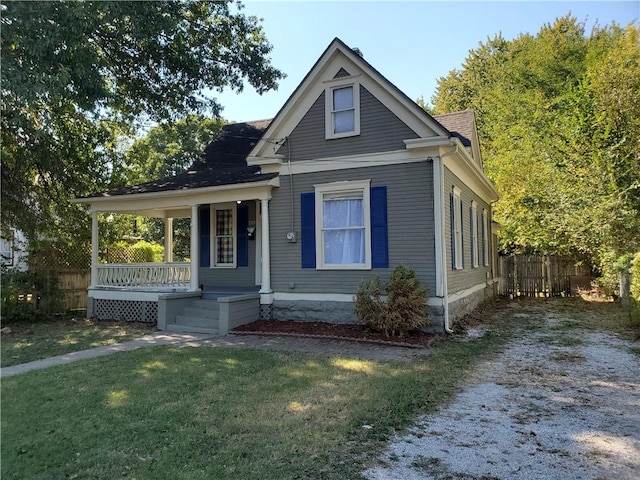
[448, 282, 496, 324]
[272, 299, 446, 332]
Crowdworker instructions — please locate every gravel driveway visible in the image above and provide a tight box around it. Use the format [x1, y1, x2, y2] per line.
[364, 305, 640, 480]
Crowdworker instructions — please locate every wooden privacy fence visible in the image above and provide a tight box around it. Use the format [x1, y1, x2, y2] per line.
[57, 269, 91, 311]
[499, 255, 592, 298]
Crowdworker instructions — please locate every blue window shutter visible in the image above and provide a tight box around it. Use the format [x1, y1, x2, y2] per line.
[450, 193, 456, 270]
[370, 186, 388, 268]
[301, 192, 316, 268]
[237, 204, 249, 267]
[199, 205, 210, 268]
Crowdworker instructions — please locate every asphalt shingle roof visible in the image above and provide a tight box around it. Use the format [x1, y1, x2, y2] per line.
[83, 109, 477, 200]
[84, 120, 276, 198]
[434, 110, 475, 148]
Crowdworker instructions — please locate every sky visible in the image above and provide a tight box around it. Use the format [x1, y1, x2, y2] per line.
[214, 0, 639, 122]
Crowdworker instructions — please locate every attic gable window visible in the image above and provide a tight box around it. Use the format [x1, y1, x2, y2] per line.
[325, 80, 360, 139]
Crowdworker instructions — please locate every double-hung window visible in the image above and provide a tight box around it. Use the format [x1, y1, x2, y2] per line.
[452, 187, 463, 270]
[212, 204, 236, 268]
[315, 180, 371, 269]
[471, 201, 479, 268]
[482, 209, 489, 266]
[325, 80, 360, 139]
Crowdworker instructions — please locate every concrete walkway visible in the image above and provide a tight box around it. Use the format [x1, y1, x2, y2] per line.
[1, 331, 427, 378]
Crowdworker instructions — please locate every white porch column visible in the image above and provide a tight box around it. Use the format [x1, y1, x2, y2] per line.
[91, 211, 99, 287]
[190, 205, 200, 291]
[164, 217, 174, 263]
[259, 197, 273, 319]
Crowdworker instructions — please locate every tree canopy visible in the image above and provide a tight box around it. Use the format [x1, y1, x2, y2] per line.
[1, 0, 283, 239]
[430, 16, 640, 281]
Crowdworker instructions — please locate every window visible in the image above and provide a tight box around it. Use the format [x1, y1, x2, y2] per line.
[212, 205, 236, 267]
[482, 209, 489, 266]
[452, 187, 463, 270]
[325, 81, 360, 139]
[315, 180, 371, 269]
[471, 201, 479, 268]
[0, 230, 14, 266]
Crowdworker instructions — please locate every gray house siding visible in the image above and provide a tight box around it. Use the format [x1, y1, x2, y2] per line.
[269, 162, 436, 296]
[199, 201, 257, 288]
[443, 166, 492, 295]
[278, 85, 419, 161]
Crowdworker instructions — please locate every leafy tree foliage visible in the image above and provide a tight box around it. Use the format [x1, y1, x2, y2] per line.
[122, 115, 226, 184]
[119, 115, 227, 260]
[1, 0, 283, 240]
[430, 15, 640, 281]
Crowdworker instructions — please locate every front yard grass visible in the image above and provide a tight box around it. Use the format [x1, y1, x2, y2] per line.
[1, 318, 155, 367]
[2, 332, 506, 480]
[3, 298, 634, 479]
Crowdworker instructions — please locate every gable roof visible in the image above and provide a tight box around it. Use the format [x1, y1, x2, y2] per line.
[248, 37, 451, 162]
[434, 110, 474, 148]
[82, 121, 276, 199]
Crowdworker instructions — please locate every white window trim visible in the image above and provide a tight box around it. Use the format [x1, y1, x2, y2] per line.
[314, 179, 371, 270]
[453, 187, 463, 270]
[471, 201, 479, 268]
[482, 208, 489, 266]
[325, 79, 361, 139]
[211, 203, 237, 268]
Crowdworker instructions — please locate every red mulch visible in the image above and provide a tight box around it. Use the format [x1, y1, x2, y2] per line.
[232, 319, 437, 348]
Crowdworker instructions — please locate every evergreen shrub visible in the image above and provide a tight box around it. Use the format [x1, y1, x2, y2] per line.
[354, 265, 430, 337]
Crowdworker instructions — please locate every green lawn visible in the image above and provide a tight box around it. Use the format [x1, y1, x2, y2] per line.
[3, 298, 634, 479]
[1, 318, 155, 367]
[1, 332, 505, 480]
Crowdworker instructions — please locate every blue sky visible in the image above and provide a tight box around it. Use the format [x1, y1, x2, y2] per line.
[214, 1, 639, 122]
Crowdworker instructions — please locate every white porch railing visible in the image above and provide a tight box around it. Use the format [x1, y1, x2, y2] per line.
[96, 263, 191, 289]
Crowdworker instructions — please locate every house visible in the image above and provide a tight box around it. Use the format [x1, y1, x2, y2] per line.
[1, 229, 29, 271]
[76, 38, 499, 334]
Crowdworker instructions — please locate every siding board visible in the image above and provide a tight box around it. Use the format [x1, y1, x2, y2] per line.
[270, 163, 436, 294]
[199, 201, 257, 287]
[444, 167, 492, 294]
[279, 86, 419, 161]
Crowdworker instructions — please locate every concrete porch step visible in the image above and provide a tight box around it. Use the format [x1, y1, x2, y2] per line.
[175, 314, 219, 330]
[183, 307, 219, 320]
[191, 299, 220, 308]
[165, 323, 220, 335]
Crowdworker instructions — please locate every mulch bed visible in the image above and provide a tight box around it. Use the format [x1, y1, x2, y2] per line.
[232, 319, 437, 348]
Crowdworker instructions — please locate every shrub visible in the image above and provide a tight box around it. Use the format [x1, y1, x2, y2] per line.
[1, 269, 63, 323]
[107, 240, 164, 263]
[354, 265, 430, 337]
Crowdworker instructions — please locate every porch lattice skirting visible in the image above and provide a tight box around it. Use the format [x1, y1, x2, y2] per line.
[94, 299, 158, 323]
[259, 304, 273, 321]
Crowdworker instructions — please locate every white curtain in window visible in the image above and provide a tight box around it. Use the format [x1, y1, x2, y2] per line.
[323, 196, 365, 264]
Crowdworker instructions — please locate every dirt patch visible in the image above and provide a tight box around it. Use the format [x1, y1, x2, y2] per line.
[233, 320, 437, 348]
[364, 304, 640, 480]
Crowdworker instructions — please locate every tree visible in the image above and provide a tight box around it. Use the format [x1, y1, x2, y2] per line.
[430, 15, 639, 284]
[122, 115, 226, 185]
[119, 115, 227, 260]
[1, 0, 284, 240]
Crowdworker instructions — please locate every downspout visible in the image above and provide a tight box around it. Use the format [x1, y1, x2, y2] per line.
[438, 139, 459, 333]
[433, 150, 453, 334]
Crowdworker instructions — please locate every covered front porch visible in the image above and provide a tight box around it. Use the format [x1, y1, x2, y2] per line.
[80, 177, 279, 333]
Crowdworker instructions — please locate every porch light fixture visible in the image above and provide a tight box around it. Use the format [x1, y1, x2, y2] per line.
[247, 226, 256, 239]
